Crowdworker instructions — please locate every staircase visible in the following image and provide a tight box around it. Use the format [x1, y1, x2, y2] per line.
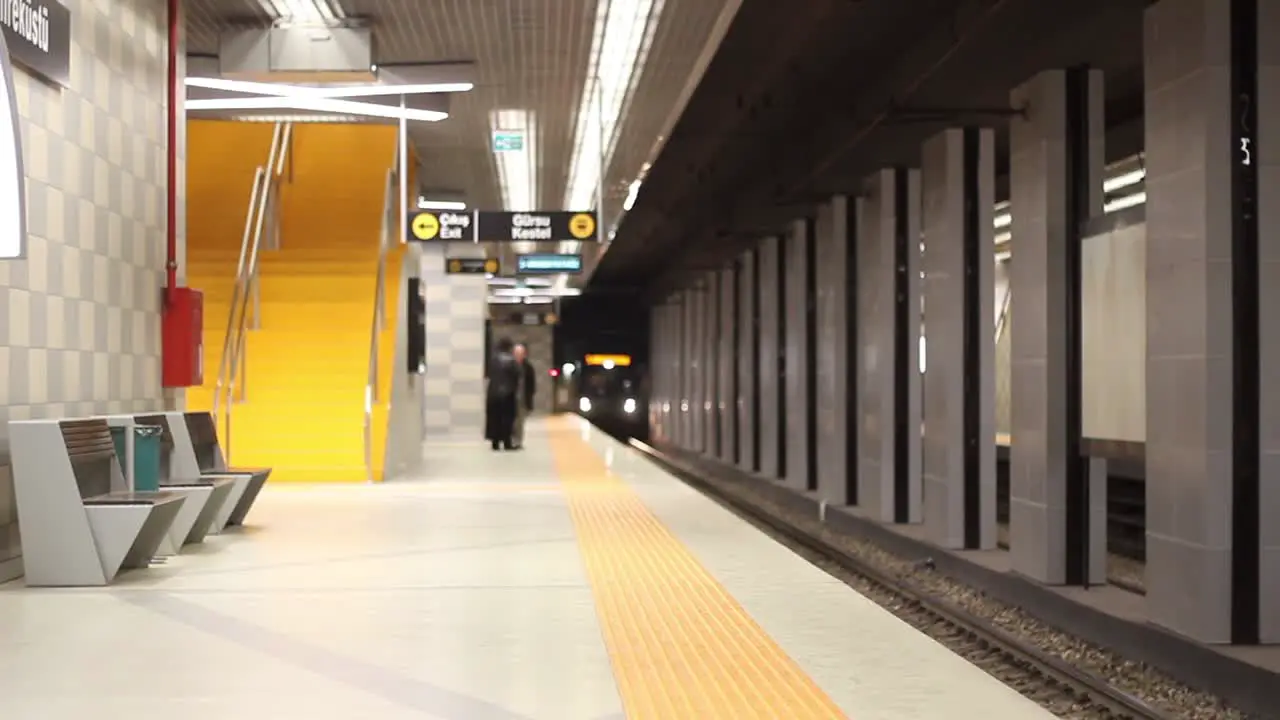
[185, 121, 404, 482]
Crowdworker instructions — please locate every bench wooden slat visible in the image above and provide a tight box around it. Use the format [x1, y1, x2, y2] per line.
[184, 412, 221, 473]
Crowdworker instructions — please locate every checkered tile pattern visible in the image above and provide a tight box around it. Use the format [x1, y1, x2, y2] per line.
[501, 324, 552, 414]
[419, 244, 487, 439]
[0, 0, 180, 578]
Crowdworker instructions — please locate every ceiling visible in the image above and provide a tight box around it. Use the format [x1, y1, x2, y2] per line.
[589, 0, 1153, 298]
[183, 0, 738, 294]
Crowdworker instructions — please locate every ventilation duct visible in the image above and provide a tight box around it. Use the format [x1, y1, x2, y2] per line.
[218, 26, 375, 83]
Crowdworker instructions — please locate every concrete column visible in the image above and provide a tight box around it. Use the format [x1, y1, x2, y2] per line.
[694, 278, 707, 451]
[1008, 68, 1105, 585]
[784, 219, 816, 491]
[1144, 0, 1280, 644]
[757, 235, 784, 480]
[920, 127, 998, 549]
[738, 249, 758, 472]
[649, 305, 662, 438]
[815, 196, 858, 505]
[681, 289, 697, 449]
[719, 263, 737, 463]
[704, 271, 720, 455]
[650, 301, 670, 440]
[856, 168, 922, 522]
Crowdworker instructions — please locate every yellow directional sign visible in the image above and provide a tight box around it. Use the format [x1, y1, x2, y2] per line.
[411, 211, 440, 241]
[483, 258, 499, 274]
[568, 213, 596, 240]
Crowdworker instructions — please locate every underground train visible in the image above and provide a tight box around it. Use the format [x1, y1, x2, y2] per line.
[569, 353, 649, 439]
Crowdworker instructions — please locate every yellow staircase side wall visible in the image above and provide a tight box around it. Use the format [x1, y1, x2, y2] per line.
[185, 122, 398, 483]
[370, 245, 406, 481]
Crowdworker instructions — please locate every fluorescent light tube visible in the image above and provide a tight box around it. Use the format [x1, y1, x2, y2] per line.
[418, 199, 467, 210]
[185, 77, 473, 98]
[185, 96, 447, 122]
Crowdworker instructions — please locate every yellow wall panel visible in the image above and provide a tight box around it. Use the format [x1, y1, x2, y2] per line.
[185, 121, 399, 483]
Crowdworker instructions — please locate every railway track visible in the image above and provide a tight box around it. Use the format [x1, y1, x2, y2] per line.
[625, 438, 1176, 720]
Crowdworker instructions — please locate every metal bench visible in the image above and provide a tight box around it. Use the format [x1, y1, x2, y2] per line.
[108, 415, 236, 552]
[172, 411, 270, 528]
[8, 418, 187, 586]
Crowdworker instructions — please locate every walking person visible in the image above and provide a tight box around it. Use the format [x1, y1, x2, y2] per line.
[485, 338, 520, 451]
[511, 343, 536, 449]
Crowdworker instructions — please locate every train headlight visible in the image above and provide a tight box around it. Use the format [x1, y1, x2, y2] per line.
[623, 398, 637, 414]
[579, 396, 592, 413]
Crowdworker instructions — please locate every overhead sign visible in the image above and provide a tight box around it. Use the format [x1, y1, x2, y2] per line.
[476, 211, 598, 242]
[492, 130, 525, 152]
[517, 253, 583, 274]
[1, 0, 71, 87]
[409, 210, 601, 244]
[446, 257, 498, 275]
[494, 311, 557, 326]
[585, 354, 632, 367]
[408, 210, 474, 242]
[0, 16, 25, 259]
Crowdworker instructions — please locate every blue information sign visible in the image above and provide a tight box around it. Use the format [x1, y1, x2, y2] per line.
[516, 253, 583, 274]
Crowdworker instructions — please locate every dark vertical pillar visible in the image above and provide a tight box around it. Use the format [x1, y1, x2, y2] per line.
[892, 168, 912, 523]
[844, 198, 860, 505]
[751, 246, 762, 473]
[1062, 67, 1089, 587]
[805, 217, 819, 491]
[776, 234, 788, 481]
[1229, 0, 1260, 644]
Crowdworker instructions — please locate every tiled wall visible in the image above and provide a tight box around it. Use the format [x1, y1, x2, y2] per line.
[419, 244, 486, 440]
[0, 0, 179, 582]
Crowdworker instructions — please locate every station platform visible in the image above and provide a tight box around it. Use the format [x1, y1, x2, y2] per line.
[0, 416, 1051, 719]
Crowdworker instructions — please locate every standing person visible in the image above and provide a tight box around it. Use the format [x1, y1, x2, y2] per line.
[485, 338, 520, 451]
[511, 343, 536, 449]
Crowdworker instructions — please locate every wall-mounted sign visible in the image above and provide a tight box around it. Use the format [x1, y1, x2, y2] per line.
[477, 211, 597, 242]
[585, 353, 632, 367]
[492, 130, 525, 152]
[2, 0, 71, 88]
[408, 209, 600, 244]
[0, 18, 26, 259]
[493, 311, 557, 326]
[445, 257, 498, 275]
[517, 253, 583, 275]
[409, 210, 474, 242]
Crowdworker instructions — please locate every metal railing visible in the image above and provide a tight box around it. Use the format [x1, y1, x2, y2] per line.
[995, 284, 1012, 345]
[212, 122, 292, 460]
[363, 163, 397, 482]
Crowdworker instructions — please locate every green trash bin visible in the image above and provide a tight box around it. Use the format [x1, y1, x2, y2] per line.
[110, 425, 163, 493]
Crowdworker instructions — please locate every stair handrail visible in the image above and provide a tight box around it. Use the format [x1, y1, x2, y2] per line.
[213, 122, 287, 458]
[364, 165, 397, 482]
[995, 284, 1012, 344]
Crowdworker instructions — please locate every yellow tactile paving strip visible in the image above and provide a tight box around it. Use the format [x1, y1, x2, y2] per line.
[547, 417, 847, 719]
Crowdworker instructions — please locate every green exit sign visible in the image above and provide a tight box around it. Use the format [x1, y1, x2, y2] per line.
[492, 131, 525, 152]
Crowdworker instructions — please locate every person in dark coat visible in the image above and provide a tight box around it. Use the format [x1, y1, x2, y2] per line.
[511, 343, 536, 449]
[485, 337, 521, 450]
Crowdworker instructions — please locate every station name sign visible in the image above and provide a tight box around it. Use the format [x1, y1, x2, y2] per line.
[1, 0, 71, 87]
[517, 253, 582, 275]
[408, 210, 598, 244]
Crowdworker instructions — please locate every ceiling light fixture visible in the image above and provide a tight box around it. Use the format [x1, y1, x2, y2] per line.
[186, 96, 448, 122]
[991, 157, 1145, 240]
[563, 0, 664, 218]
[256, 0, 344, 24]
[185, 77, 474, 98]
[490, 108, 539, 220]
[418, 198, 467, 211]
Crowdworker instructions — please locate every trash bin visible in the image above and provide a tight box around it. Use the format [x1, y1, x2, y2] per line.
[110, 425, 163, 493]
